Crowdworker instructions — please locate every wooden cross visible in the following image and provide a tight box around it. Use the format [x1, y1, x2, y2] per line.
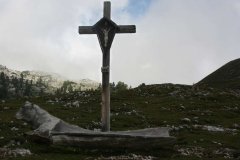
[79, 1, 136, 132]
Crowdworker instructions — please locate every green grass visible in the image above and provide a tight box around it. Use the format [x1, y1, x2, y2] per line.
[0, 85, 240, 159]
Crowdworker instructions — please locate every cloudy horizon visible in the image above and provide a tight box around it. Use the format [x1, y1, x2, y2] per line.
[0, 0, 239, 87]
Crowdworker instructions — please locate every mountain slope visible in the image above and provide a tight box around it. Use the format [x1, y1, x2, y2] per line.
[196, 58, 240, 89]
[0, 65, 99, 97]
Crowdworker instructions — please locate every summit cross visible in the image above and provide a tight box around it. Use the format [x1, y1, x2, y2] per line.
[78, 1, 136, 132]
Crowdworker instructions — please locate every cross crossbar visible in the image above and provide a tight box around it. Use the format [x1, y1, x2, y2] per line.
[117, 25, 136, 33]
[78, 26, 95, 34]
[79, 25, 136, 34]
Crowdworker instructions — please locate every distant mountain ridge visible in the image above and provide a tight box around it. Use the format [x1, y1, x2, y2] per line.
[196, 58, 240, 89]
[0, 65, 99, 97]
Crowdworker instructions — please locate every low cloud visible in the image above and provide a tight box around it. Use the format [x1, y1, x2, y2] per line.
[0, 0, 239, 86]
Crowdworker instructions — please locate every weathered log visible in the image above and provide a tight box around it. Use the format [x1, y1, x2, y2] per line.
[51, 128, 175, 150]
[16, 102, 176, 149]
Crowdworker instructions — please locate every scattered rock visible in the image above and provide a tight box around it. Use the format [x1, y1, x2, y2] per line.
[180, 105, 185, 110]
[95, 154, 156, 160]
[181, 118, 191, 123]
[46, 100, 54, 104]
[193, 125, 238, 134]
[161, 107, 167, 110]
[177, 146, 204, 158]
[202, 125, 224, 132]
[193, 117, 199, 123]
[233, 123, 240, 129]
[122, 110, 138, 116]
[72, 101, 80, 108]
[169, 90, 180, 97]
[213, 148, 237, 159]
[64, 102, 72, 108]
[212, 141, 222, 146]
[4, 140, 17, 148]
[0, 148, 31, 158]
[3, 107, 9, 110]
[170, 126, 180, 131]
[225, 128, 238, 135]
[11, 127, 19, 131]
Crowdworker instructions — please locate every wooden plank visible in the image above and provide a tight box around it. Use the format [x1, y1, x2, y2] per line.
[117, 25, 136, 33]
[78, 26, 95, 34]
[51, 128, 175, 150]
[52, 135, 176, 150]
[104, 1, 111, 19]
[51, 127, 171, 138]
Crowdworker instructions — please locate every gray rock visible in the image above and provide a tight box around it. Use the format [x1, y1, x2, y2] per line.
[203, 125, 224, 132]
[233, 123, 240, 129]
[11, 127, 19, 131]
[178, 146, 204, 158]
[180, 105, 185, 110]
[95, 154, 155, 160]
[72, 101, 80, 108]
[3, 107, 9, 110]
[181, 118, 191, 123]
[0, 148, 31, 158]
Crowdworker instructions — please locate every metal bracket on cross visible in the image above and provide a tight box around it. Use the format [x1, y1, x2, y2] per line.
[101, 66, 109, 73]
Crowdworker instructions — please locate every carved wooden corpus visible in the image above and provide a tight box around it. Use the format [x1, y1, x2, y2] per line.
[94, 18, 118, 53]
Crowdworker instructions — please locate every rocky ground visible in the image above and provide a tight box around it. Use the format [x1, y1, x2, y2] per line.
[0, 84, 240, 159]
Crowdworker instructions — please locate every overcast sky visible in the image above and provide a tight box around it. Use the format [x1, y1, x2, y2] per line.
[0, 0, 239, 87]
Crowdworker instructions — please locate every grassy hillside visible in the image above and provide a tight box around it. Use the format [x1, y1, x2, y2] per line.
[196, 58, 240, 89]
[0, 84, 240, 159]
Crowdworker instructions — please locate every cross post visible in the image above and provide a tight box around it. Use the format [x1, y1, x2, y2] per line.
[79, 1, 136, 132]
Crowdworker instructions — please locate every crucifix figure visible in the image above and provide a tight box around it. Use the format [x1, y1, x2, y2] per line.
[102, 22, 111, 47]
[79, 1, 136, 132]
